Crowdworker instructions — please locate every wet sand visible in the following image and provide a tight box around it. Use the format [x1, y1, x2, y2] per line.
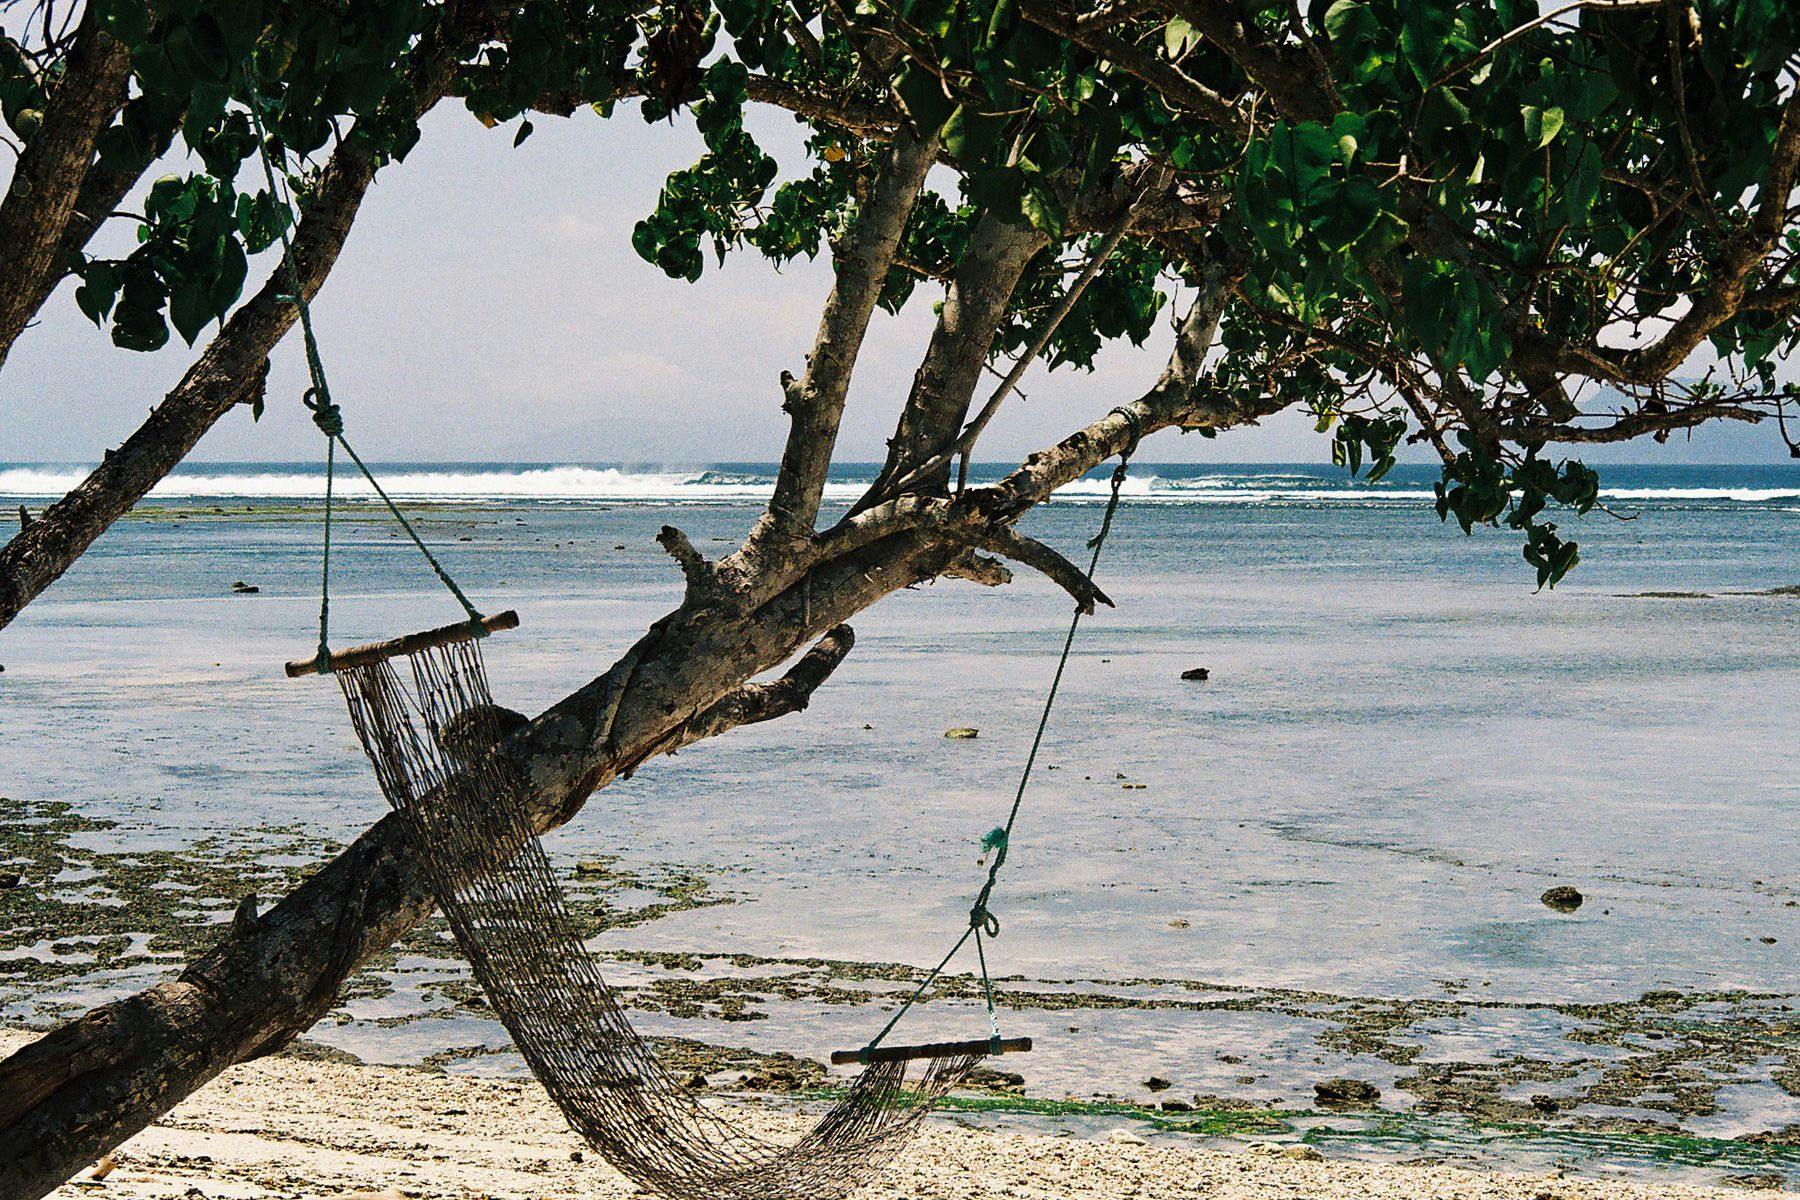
[9, 1031, 1762, 1200]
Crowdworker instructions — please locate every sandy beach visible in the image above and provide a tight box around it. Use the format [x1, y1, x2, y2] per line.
[7, 1031, 1768, 1200]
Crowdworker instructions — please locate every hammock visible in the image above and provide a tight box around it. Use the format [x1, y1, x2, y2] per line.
[324, 629, 993, 1200]
[251, 78, 1137, 1200]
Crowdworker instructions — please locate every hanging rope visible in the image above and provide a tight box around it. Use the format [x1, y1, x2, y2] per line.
[860, 405, 1143, 1059]
[246, 96, 483, 667]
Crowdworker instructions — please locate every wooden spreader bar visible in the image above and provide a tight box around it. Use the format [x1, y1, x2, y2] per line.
[829, 1036, 1032, 1066]
[285, 610, 520, 678]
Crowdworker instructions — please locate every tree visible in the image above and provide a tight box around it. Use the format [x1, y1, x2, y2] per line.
[4, 0, 1798, 1195]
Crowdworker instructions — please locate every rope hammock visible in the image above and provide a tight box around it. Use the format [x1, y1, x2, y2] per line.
[255, 88, 1140, 1200]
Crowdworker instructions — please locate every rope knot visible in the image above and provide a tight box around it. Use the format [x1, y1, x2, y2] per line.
[304, 388, 344, 438]
[969, 902, 1000, 937]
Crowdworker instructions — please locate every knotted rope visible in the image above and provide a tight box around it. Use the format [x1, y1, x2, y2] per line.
[861, 406, 1143, 1058]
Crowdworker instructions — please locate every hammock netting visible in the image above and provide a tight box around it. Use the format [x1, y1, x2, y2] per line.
[335, 638, 986, 1200]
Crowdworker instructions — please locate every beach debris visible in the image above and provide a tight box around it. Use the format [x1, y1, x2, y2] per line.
[0, 871, 20, 890]
[943, 727, 979, 739]
[1106, 1128, 1146, 1146]
[1180, 667, 1210, 681]
[90, 1155, 118, 1181]
[229, 580, 260, 594]
[1168, 918, 1191, 929]
[1143, 1076, 1172, 1092]
[1540, 885, 1584, 913]
[1314, 1077, 1381, 1107]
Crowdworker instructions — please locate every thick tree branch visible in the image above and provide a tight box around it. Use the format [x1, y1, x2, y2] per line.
[660, 623, 857, 752]
[858, 212, 1049, 506]
[947, 524, 1112, 613]
[0, 247, 1264, 1200]
[765, 125, 938, 533]
[0, 9, 131, 371]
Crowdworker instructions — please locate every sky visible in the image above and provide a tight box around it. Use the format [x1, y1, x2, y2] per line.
[0, 98, 1791, 466]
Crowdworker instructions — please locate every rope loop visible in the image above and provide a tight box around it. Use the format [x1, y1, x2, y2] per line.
[1109, 404, 1143, 463]
[304, 387, 344, 438]
[968, 902, 1000, 938]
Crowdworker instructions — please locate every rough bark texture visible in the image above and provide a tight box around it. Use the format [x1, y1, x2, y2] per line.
[866, 215, 1049, 500]
[0, 11, 132, 371]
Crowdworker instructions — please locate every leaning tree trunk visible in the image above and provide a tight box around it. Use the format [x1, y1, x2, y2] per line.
[0, 532, 938, 1200]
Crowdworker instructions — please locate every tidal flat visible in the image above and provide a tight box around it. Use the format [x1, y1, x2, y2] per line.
[4, 463, 1799, 1187]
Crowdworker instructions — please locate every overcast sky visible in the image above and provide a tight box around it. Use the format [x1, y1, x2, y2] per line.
[1, 101, 1789, 465]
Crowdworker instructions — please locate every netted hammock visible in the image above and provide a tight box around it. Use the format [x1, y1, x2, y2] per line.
[331, 633, 990, 1200]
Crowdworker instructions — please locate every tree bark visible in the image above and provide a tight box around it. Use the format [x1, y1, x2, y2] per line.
[0, 10, 132, 372]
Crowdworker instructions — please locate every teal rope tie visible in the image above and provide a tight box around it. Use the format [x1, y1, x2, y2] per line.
[857, 414, 1142, 1060]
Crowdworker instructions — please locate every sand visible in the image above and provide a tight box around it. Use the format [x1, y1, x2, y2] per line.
[5, 1032, 1765, 1200]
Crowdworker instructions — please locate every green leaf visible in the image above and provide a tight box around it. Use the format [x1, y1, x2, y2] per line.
[1522, 105, 1565, 149]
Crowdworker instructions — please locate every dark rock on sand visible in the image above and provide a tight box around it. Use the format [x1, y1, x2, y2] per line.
[1144, 1076, 1172, 1092]
[1180, 667, 1210, 681]
[1541, 885, 1584, 913]
[1160, 1098, 1192, 1113]
[1314, 1078, 1381, 1107]
[230, 580, 260, 594]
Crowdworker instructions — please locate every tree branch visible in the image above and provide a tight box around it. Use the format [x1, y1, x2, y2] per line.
[656, 623, 857, 754]
[0, 8, 131, 372]
[947, 524, 1112, 612]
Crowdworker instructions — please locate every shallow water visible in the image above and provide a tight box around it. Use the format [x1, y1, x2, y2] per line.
[2, 461, 1797, 1184]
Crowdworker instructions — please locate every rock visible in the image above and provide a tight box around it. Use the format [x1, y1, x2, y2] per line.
[1143, 1076, 1172, 1092]
[943, 727, 979, 739]
[573, 860, 611, 877]
[1180, 667, 1210, 681]
[1168, 918, 1191, 929]
[229, 580, 259, 594]
[1540, 885, 1584, 913]
[1314, 1077, 1381, 1107]
[90, 1155, 117, 1181]
[1160, 1098, 1192, 1113]
[1530, 1093, 1561, 1113]
[0, 871, 20, 890]
[569, 1151, 584, 1163]
[1106, 1128, 1146, 1146]
[1759, 936, 1778, 944]
[1282, 1144, 1324, 1161]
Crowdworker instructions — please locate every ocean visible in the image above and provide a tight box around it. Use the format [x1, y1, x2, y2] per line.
[2, 460, 1797, 1184]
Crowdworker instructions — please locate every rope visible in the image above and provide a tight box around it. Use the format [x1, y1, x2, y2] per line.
[246, 96, 483, 663]
[861, 405, 1143, 1059]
